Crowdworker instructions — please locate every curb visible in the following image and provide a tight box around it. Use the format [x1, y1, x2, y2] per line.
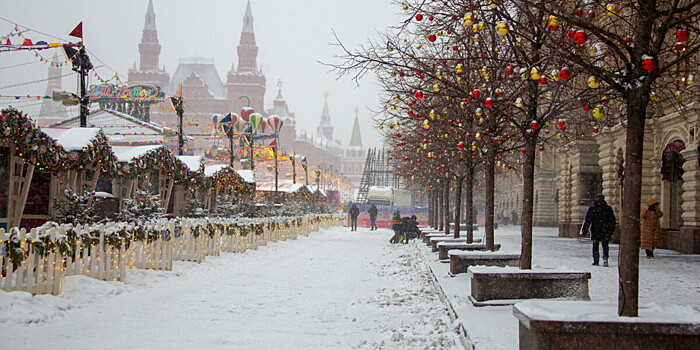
[414, 242, 475, 350]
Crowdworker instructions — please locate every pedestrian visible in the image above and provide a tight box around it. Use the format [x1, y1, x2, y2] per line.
[502, 209, 510, 226]
[368, 204, 378, 230]
[641, 198, 663, 258]
[581, 193, 616, 266]
[511, 209, 518, 226]
[390, 210, 402, 243]
[349, 203, 359, 231]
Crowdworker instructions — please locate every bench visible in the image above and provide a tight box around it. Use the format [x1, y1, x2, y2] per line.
[449, 251, 520, 275]
[468, 266, 591, 304]
[430, 237, 483, 252]
[437, 242, 499, 260]
[513, 301, 700, 349]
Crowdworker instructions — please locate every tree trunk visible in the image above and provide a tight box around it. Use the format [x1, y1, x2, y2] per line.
[454, 176, 463, 238]
[466, 156, 474, 243]
[434, 188, 440, 230]
[428, 190, 433, 228]
[618, 92, 648, 317]
[520, 136, 537, 269]
[485, 148, 495, 251]
[444, 178, 450, 235]
[438, 184, 444, 231]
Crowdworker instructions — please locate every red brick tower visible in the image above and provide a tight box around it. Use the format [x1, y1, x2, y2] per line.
[227, 0, 266, 115]
[128, 0, 170, 89]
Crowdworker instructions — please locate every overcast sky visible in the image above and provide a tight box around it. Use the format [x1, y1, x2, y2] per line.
[0, 0, 401, 150]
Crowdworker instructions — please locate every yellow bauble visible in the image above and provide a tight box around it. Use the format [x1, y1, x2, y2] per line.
[393, 95, 399, 101]
[530, 67, 542, 80]
[549, 15, 560, 27]
[460, 101, 467, 109]
[429, 109, 436, 119]
[587, 76, 601, 88]
[592, 106, 606, 119]
[379, 125, 383, 130]
[475, 133, 482, 140]
[675, 90, 683, 100]
[686, 74, 696, 85]
[589, 45, 597, 54]
[433, 84, 441, 92]
[473, 34, 481, 42]
[390, 106, 396, 110]
[607, 3, 620, 16]
[515, 97, 524, 107]
[456, 64, 464, 73]
[475, 108, 483, 116]
[488, 0, 498, 9]
[650, 91, 658, 101]
[496, 22, 509, 35]
[416, 44, 421, 49]
[423, 120, 430, 129]
[481, 66, 490, 79]
[464, 13, 475, 27]
[393, 121, 399, 127]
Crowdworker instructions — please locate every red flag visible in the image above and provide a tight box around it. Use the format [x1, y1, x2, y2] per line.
[69, 22, 83, 39]
[268, 139, 277, 147]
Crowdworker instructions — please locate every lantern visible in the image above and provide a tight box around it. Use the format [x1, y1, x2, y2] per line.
[587, 76, 601, 88]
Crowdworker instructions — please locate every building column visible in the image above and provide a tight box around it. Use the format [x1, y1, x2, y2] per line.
[681, 146, 700, 227]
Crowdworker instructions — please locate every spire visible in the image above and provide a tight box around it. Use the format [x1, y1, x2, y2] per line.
[236, 0, 259, 73]
[275, 79, 284, 100]
[39, 51, 66, 122]
[242, 0, 254, 33]
[145, 0, 156, 30]
[349, 108, 363, 148]
[320, 91, 331, 126]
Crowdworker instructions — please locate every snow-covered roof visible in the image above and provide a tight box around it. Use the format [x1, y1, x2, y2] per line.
[204, 164, 228, 177]
[50, 108, 167, 145]
[236, 169, 255, 183]
[40, 128, 102, 151]
[111, 145, 163, 162]
[176, 155, 203, 172]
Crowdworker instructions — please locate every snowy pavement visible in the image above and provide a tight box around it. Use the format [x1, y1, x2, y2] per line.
[420, 225, 700, 349]
[1, 226, 463, 350]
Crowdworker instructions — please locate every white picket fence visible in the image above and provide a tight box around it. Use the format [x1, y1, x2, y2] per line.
[0, 214, 343, 295]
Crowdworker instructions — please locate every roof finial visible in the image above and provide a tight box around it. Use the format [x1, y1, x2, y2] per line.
[323, 91, 329, 102]
[354, 107, 360, 117]
[277, 79, 283, 88]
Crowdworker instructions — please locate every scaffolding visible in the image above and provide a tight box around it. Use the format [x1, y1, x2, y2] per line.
[356, 148, 399, 203]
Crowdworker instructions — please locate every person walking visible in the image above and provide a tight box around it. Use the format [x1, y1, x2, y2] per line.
[581, 193, 616, 266]
[349, 204, 360, 231]
[368, 204, 378, 231]
[390, 210, 402, 243]
[494, 209, 500, 230]
[502, 209, 510, 226]
[641, 198, 663, 258]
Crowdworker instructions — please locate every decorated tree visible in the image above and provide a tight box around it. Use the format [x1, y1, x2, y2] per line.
[120, 183, 164, 222]
[52, 188, 100, 225]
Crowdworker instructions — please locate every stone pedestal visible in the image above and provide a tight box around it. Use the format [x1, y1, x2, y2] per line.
[469, 267, 591, 303]
[438, 242, 498, 260]
[514, 301, 700, 350]
[449, 252, 520, 275]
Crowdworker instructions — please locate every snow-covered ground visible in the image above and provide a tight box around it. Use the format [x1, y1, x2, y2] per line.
[0, 226, 462, 350]
[422, 225, 700, 349]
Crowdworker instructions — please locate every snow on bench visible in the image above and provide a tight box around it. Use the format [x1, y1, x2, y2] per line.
[448, 250, 520, 275]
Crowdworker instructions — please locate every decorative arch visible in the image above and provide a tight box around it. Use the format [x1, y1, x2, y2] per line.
[659, 127, 687, 157]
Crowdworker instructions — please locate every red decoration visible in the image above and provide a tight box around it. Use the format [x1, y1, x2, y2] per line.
[642, 56, 656, 71]
[583, 104, 592, 111]
[458, 142, 465, 149]
[593, 127, 599, 133]
[415, 91, 424, 99]
[485, 98, 494, 108]
[559, 68, 571, 80]
[539, 77, 547, 85]
[531, 121, 538, 130]
[428, 34, 436, 42]
[677, 29, 689, 42]
[676, 42, 685, 51]
[574, 31, 587, 45]
[416, 14, 423, 21]
[472, 89, 480, 98]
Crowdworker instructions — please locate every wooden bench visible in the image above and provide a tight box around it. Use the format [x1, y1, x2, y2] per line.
[449, 251, 520, 275]
[468, 266, 591, 304]
[437, 242, 499, 260]
[514, 301, 700, 349]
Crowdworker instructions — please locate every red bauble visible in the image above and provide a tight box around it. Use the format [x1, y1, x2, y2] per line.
[567, 30, 576, 40]
[539, 147, 544, 151]
[472, 89, 480, 98]
[575, 9, 583, 16]
[485, 97, 494, 108]
[531, 121, 538, 129]
[416, 14, 423, 21]
[539, 77, 547, 85]
[642, 56, 656, 71]
[415, 91, 424, 99]
[521, 149, 527, 154]
[675, 42, 686, 51]
[428, 16, 433, 21]
[677, 29, 689, 42]
[583, 104, 592, 111]
[506, 67, 513, 74]
[593, 127, 599, 133]
[428, 34, 436, 42]
[458, 142, 465, 149]
[559, 68, 571, 80]
[574, 31, 587, 45]
[557, 120, 565, 127]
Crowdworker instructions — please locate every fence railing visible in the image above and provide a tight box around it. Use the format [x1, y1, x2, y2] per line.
[1, 214, 343, 295]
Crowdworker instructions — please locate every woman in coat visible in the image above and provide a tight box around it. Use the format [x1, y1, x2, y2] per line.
[640, 198, 663, 258]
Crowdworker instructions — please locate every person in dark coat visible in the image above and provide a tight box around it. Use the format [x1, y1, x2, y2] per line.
[368, 204, 378, 230]
[511, 209, 518, 226]
[349, 204, 360, 231]
[581, 193, 616, 266]
[390, 210, 402, 243]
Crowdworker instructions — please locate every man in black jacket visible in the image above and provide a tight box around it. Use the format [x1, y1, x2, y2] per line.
[581, 193, 616, 266]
